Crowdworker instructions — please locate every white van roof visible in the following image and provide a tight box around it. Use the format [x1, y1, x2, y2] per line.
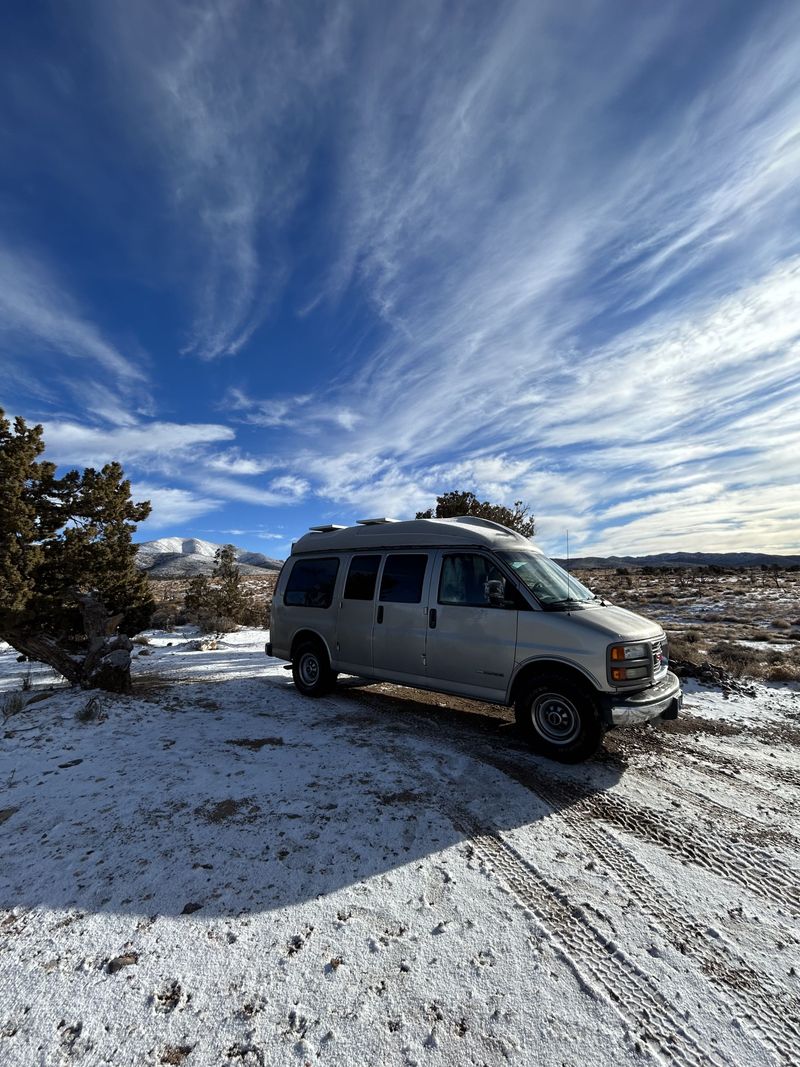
[291, 516, 536, 555]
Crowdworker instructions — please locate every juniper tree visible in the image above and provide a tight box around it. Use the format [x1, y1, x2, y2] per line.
[0, 409, 153, 692]
[184, 574, 213, 627]
[183, 547, 246, 632]
[212, 544, 246, 620]
[416, 490, 535, 537]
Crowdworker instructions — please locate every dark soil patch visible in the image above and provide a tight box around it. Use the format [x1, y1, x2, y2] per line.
[196, 798, 259, 823]
[603, 714, 741, 762]
[107, 952, 139, 974]
[377, 790, 424, 806]
[659, 714, 741, 738]
[749, 722, 800, 748]
[161, 1047, 193, 1066]
[226, 737, 284, 750]
[0, 807, 19, 825]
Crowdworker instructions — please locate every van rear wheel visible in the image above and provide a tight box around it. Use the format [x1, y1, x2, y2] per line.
[515, 677, 603, 763]
[292, 640, 336, 697]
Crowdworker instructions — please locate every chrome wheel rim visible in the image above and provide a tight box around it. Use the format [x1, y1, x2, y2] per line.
[299, 653, 320, 687]
[531, 692, 581, 744]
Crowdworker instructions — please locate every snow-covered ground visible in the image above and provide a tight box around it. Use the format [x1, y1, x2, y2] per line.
[1, 630, 799, 1066]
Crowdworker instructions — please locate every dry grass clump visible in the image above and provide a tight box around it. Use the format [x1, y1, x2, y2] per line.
[771, 618, 791, 630]
[707, 641, 762, 678]
[667, 633, 701, 662]
[150, 601, 185, 630]
[763, 662, 800, 682]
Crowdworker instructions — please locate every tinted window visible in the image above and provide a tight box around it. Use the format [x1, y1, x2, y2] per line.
[439, 553, 516, 609]
[344, 555, 381, 601]
[379, 554, 428, 603]
[284, 557, 339, 608]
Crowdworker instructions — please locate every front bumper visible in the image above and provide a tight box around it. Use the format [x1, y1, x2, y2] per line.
[600, 670, 682, 727]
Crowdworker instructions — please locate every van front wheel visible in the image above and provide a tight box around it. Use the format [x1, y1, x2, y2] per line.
[292, 640, 336, 697]
[515, 678, 603, 763]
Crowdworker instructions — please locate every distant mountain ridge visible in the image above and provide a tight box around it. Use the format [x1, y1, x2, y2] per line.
[555, 551, 800, 569]
[136, 537, 282, 578]
[136, 537, 799, 578]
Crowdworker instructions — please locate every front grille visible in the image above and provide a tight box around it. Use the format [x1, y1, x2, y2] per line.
[652, 639, 666, 675]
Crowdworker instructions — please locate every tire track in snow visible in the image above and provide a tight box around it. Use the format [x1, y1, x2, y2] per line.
[510, 770, 800, 915]
[630, 763, 800, 848]
[585, 827, 800, 1067]
[493, 763, 800, 1067]
[665, 737, 800, 795]
[335, 685, 799, 1061]
[340, 685, 800, 908]
[447, 806, 726, 1067]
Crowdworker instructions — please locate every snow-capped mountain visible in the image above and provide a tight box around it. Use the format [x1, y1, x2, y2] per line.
[136, 538, 282, 578]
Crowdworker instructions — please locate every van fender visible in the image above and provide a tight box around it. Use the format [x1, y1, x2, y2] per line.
[507, 656, 602, 706]
[290, 628, 335, 666]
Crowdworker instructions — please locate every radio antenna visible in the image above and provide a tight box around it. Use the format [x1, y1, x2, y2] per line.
[566, 528, 571, 601]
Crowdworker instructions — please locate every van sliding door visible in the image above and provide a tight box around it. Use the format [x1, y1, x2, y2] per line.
[372, 553, 431, 681]
[335, 554, 381, 671]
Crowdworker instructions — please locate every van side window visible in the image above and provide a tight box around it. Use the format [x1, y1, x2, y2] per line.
[284, 557, 340, 608]
[439, 553, 517, 609]
[379, 554, 428, 603]
[344, 555, 381, 600]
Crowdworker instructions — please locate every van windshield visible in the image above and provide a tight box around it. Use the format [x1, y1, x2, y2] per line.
[496, 550, 594, 608]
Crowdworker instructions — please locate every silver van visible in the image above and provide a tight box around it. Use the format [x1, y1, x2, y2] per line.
[266, 516, 682, 762]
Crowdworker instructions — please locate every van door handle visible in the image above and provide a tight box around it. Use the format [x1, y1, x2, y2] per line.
[376, 605, 384, 624]
[429, 608, 437, 629]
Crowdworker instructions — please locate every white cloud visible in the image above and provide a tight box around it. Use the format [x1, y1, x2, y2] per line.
[133, 485, 222, 527]
[42, 419, 234, 468]
[197, 474, 308, 508]
[205, 448, 274, 476]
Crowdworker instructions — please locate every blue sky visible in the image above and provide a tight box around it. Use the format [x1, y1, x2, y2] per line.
[2, 0, 800, 559]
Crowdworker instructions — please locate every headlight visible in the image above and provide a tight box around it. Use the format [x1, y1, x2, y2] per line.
[608, 641, 651, 685]
[610, 643, 647, 661]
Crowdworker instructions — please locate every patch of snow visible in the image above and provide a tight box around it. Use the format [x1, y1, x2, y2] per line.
[1, 631, 798, 1065]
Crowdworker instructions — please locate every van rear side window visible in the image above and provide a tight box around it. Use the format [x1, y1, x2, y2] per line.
[284, 557, 339, 608]
[344, 555, 381, 600]
[379, 554, 428, 603]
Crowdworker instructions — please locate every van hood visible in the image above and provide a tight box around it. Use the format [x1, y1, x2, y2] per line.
[569, 602, 664, 642]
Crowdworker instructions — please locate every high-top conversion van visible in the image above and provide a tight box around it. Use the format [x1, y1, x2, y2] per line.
[266, 517, 682, 762]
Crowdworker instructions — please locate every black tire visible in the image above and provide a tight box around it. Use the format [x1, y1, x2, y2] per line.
[292, 639, 336, 697]
[514, 676, 603, 763]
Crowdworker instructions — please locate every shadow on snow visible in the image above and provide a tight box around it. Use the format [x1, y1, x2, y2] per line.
[0, 661, 624, 919]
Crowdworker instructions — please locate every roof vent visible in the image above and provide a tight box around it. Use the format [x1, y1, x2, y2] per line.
[308, 524, 347, 533]
[356, 517, 399, 525]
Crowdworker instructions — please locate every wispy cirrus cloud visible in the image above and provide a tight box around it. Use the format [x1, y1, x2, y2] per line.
[257, 0, 800, 554]
[0, 246, 148, 408]
[6, 2, 800, 554]
[226, 387, 361, 432]
[199, 474, 309, 508]
[93, 0, 351, 361]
